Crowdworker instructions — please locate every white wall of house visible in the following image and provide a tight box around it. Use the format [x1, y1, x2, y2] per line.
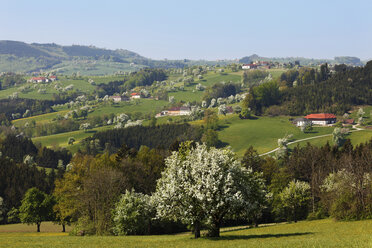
[111, 97, 121, 102]
[311, 120, 327, 125]
[179, 110, 191, 115]
[296, 121, 307, 127]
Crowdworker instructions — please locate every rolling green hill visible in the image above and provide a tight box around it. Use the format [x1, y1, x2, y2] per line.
[0, 41, 232, 75]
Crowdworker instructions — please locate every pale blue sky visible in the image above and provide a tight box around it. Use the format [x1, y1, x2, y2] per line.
[1, 0, 371, 60]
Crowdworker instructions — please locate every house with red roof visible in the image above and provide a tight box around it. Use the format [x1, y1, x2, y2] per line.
[242, 64, 257, 69]
[156, 106, 191, 117]
[304, 113, 337, 125]
[130, 92, 141, 99]
[49, 76, 57, 81]
[30, 77, 48, 83]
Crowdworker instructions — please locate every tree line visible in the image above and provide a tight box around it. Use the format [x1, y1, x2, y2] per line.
[0, 134, 71, 168]
[0, 137, 371, 237]
[244, 61, 372, 116]
[83, 123, 203, 154]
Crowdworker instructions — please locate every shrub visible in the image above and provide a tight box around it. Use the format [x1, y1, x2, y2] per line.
[113, 190, 153, 235]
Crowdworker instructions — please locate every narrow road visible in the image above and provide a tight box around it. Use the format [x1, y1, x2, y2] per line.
[259, 126, 364, 156]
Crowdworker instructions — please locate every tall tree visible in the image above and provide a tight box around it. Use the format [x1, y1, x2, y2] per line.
[154, 142, 266, 238]
[19, 188, 54, 232]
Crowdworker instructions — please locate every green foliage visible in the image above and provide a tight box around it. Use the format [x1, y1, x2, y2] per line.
[85, 124, 202, 153]
[332, 127, 348, 147]
[203, 82, 240, 103]
[0, 196, 5, 222]
[124, 69, 167, 90]
[279, 180, 311, 222]
[203, 109, 219, 130]
[19, 188, 54, 232]
[241, 70, 269, 85]
[201, 129, 220, 148]
[239, 108, 251, 119]
[113, 190, 153, 235]
[6, 207, 20, 223]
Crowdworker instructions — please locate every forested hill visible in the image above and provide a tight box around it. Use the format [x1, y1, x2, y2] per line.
[0, 41, 189, 74]
[276, 61, 372, 115]
[239, 54, 364, 66]
[0, 40, 144, 60]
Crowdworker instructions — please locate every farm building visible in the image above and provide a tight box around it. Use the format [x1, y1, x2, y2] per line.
[109, 95, 129, 102]
[242, 64, 257, 69]
[156, 106, 191, 117]
[49, 76, 57, 81]
[343, 119, 354, 125]
[29, 77, 48, 83]
[304, 113, 337, 125]
[293, 117, 311, 127]
[131, 93, 141, 99]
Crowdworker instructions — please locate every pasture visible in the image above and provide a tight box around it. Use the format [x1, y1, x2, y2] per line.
[216, 115, 334, 155]
[0, 219, 371, 248]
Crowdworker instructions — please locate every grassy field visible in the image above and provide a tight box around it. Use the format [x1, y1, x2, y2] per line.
[216, 115, 334, 155]
[288, 129, 372, 150]
[0, 219, 371, 248]
[12, 110, 70, 127]
[32, 126, 111, 150]
[0, 78, 96, 100]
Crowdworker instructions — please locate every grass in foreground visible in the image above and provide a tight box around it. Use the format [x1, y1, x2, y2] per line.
[0, 219, 371, 248]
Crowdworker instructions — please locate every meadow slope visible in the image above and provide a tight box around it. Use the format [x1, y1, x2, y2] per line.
[0, 219, 371, 248]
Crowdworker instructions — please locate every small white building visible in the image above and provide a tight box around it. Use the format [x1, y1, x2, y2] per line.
[110, 96, 123, 103]
[293, 117, 311, 127]
[156, 107, 191, 117]
[131, 93, 141, 99]
[242, 64, 257, 69]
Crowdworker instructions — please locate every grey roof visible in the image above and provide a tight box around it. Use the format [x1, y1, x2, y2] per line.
[293, 117, 309, 122]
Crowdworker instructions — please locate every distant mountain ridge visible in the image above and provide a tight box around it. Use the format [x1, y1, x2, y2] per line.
[0, 40, 144, 59]
[0, 40, 365, 75]
[239, 54, 364, 66]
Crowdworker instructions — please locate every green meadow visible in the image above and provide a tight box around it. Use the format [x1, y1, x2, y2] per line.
[0, 219, 371, 248]
[216, 115, 334, 155]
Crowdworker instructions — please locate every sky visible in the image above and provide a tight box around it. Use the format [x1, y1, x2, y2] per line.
[1, 0, 372, 60]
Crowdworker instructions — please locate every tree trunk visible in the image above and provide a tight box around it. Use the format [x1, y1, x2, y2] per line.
[194, 221, 201, 239]
[37, 223, 41, 232]
[62, 224, 66, 233]
[208, 219, 220, 237]
[293, 208, 297, 223]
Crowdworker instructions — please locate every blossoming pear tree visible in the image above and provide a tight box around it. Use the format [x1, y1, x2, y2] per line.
[153, 142, 267, 238]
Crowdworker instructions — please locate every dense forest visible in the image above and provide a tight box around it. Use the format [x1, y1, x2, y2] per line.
[0, 99, 56, 123]
[83, 123, 203, 154]
[246, 61, 372, 116]
[0, 135, 71, 168]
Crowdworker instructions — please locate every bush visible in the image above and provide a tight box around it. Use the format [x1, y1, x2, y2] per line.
[112, 190, 186, 235]
[113, 190, 153, 235]
[239, 108, 251, 119]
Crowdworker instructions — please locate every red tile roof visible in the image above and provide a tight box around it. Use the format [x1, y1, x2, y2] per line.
[131, 92, 140, 96]
[305, 113, 336, 119]
[31, 77, 46, 80]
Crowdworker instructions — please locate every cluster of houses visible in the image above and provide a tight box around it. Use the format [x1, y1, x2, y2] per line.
[155, 105, 235, 118]
[293, 113, 337, 127]
[242, 61, 272, 70]
[109, 92, 143, 102]
[28, 76, 58, 83]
